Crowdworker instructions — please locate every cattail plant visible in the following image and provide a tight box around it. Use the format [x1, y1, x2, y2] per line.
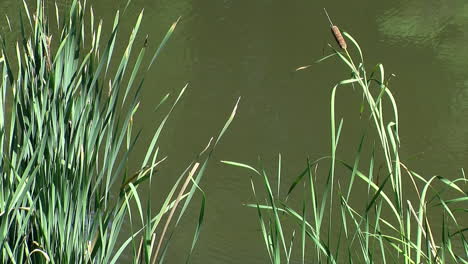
[0, 0, 238, 263]
[223, 18, 468, 264]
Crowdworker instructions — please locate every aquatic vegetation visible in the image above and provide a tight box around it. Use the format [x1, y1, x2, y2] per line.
[223, 30, 468, 263]
[0, 0, 237, 263]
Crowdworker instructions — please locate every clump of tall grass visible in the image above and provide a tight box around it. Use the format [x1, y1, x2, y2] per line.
[0, 0, 237, 263]
[223, 22, 468, 263]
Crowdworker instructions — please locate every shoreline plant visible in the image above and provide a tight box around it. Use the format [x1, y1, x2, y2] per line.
[223, 25, 468, 264]
[0, 0, 238, 263]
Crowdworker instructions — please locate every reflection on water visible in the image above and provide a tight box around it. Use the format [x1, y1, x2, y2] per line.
[377, 0, 468, 167]
[377, 0, 452, 47]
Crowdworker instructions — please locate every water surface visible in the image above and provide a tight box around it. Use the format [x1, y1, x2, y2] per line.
[2, 0, 467, 262]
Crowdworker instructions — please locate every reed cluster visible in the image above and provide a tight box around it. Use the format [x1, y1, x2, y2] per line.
[223, 30, 468, 263]
[0, 0, 237, 263]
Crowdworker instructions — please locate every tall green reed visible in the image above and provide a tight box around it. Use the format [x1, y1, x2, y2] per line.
[0, 0, 238, 263]
[223, 28, 467, 263]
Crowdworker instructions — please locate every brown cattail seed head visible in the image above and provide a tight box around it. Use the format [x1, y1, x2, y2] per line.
[331, 25, 347, 50]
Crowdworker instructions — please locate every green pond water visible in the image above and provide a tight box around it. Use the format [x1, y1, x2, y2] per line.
[2, 0, 468, 263]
